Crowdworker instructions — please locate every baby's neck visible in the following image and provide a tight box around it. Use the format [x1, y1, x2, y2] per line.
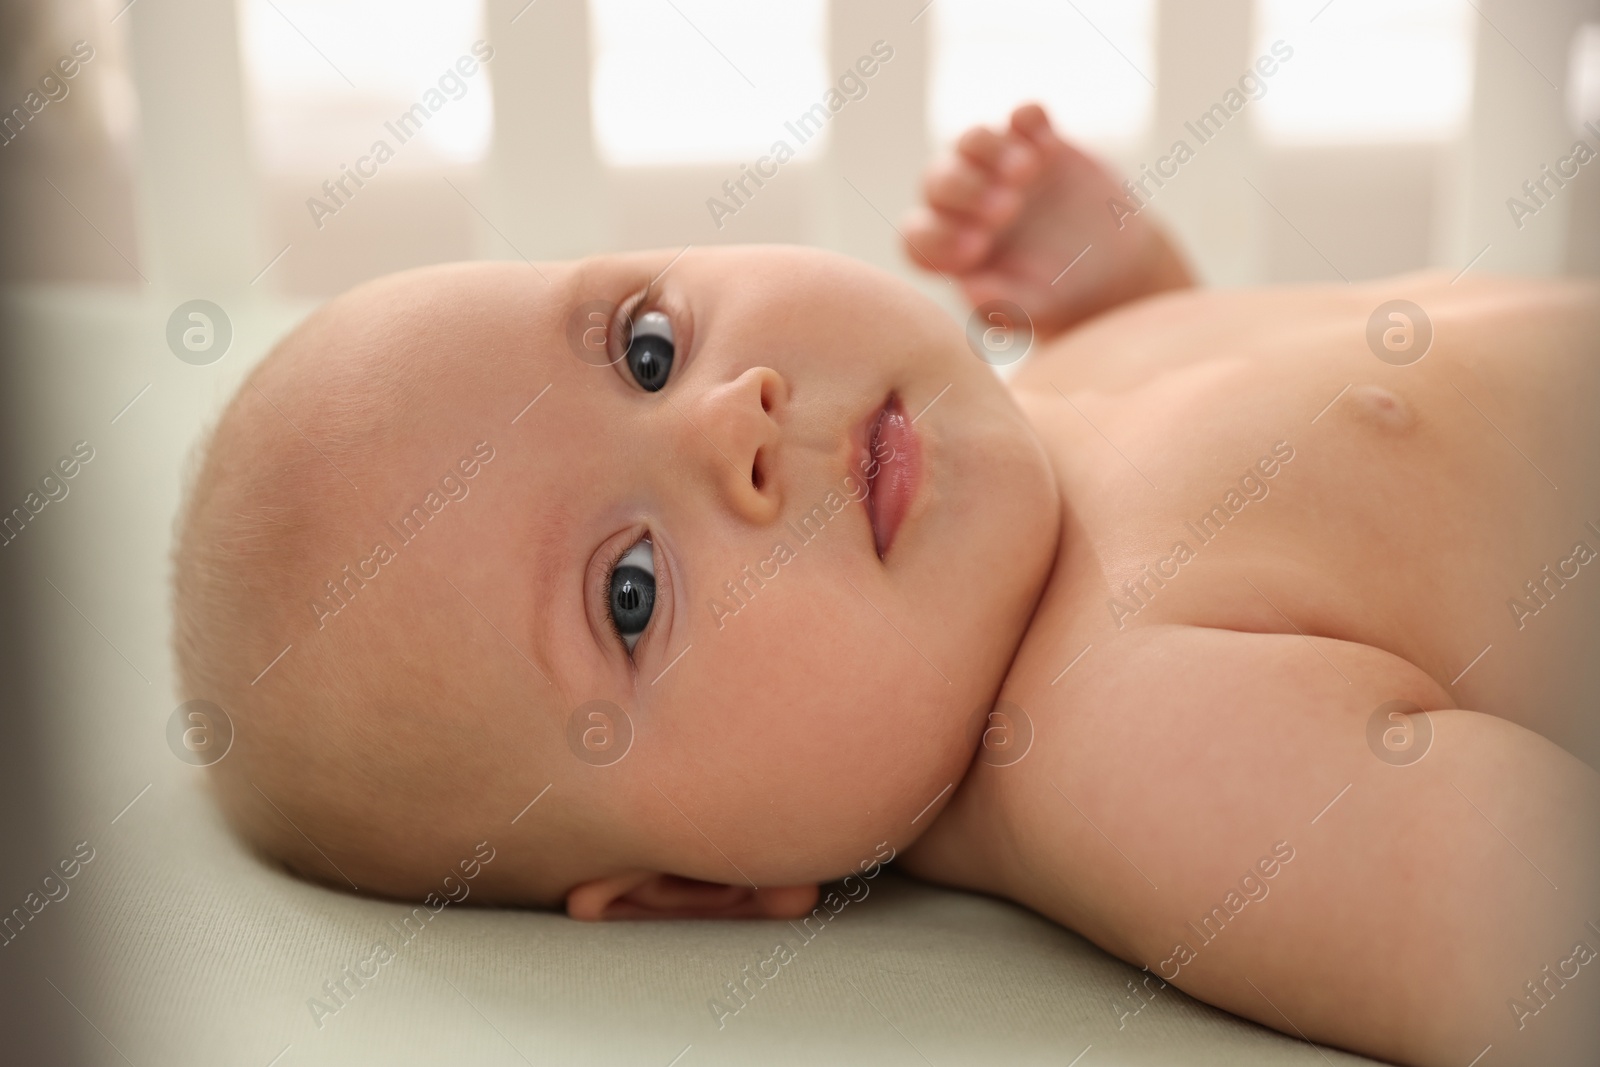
[899, 425, 1074, 898]
[897, 761, 1024, 899]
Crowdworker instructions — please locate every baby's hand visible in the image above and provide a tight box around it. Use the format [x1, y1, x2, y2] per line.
[901, 104, 1191, 338]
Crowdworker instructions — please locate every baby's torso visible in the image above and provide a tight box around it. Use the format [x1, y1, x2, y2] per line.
[1005, 272, 1600, 766]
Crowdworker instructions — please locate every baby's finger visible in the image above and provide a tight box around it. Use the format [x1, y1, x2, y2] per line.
[959, 123, 1038, 186]
[1009, 102, 1055, 144]
[923, 157, 1020, 222]
[956, 125, 1010, 172]
[923, 156, 986, 213]
[900, 206, 990, 274]
[1012, 102, 1082, 173]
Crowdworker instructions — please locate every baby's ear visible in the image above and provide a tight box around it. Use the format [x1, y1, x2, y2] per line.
[566, 871, 817, 921]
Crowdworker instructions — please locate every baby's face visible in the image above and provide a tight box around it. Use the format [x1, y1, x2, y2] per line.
[253, 246, 1058, 902]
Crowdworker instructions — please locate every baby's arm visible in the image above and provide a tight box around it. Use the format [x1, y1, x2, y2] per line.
[918, 625, 1600, 1066]
[903, 105, 1192, 339]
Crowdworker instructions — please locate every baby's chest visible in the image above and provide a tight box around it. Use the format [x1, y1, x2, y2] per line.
[1012, 322, 1598, 751]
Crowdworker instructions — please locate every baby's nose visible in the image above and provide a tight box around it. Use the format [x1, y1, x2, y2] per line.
[677, 366, 786, 523]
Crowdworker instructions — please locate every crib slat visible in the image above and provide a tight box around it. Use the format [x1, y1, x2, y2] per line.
[481, 0, 608, 261]
[125, 0, 263, 293]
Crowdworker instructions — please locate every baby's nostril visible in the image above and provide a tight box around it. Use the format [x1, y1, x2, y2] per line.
[751, 450, 764, 491]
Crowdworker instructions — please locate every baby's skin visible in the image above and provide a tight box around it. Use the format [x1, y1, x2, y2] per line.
[175, 108, 1598, 1067]
[901, 106, 1600, 1066]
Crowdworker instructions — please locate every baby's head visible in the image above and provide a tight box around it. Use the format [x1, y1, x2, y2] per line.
[174, 246, 1059, 918]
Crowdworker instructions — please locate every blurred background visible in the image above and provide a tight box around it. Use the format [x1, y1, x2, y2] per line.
[3, 0, 1597, 298]
[0, 0, 1596, 1063]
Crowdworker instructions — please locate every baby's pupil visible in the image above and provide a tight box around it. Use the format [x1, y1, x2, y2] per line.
[627, 334, 673, 392]
[609, 565, 655, 634]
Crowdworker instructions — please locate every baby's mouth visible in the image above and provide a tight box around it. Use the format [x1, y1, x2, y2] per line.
[863, 394, 921, 560]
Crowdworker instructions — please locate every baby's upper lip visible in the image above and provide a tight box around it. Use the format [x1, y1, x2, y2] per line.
[851, 393, 918, 560]
[849, 398, 885, 547]
[851, 399, 881, 473]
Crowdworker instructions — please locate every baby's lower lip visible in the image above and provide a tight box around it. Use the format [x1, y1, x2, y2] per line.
[865, 395, 921, 559]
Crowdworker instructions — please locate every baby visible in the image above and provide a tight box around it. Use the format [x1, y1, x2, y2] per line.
[173, 105, 1600, 1066]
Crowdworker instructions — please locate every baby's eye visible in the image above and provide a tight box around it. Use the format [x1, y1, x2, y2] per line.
[608, 539, 656, 652]
[625, 311, 674, 392]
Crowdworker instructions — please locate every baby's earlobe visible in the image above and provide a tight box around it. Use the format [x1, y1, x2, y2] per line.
[751, 883, 819, 920]
[565, 871, 656, 921]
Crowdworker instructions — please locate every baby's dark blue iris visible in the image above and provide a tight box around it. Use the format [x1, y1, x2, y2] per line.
[609, 565, 655, 635]
[626, 333, 673, 392]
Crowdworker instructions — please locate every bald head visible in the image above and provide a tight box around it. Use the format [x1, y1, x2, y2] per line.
[173, 263, 586, 904]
